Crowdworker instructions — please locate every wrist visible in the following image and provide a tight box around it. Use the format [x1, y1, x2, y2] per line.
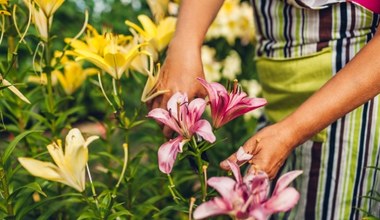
[166, 38, 202, 63]
[169, 34, 203, 51]
[279, 114, 315, 148]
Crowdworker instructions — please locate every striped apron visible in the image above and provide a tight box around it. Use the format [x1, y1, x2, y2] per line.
[251, 1, 380, 219]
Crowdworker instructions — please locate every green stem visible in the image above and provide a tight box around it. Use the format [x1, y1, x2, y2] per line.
[86, 164, 99, 210]
[43, 18, 57, 136]
[190, 137, 207, 202]
[0, 167, 13, 217]
[167, 174, 185, 203]
[104, 143, 129, 219]
[84, 164, 103, 219]
[45, 35, 54, 112]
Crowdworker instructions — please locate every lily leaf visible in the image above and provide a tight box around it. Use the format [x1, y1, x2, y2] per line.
[2, 130, 43, 166]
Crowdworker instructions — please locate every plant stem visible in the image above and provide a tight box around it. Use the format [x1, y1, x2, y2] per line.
[43, 18, 57, 136]
[167, 174, 185, 203]
[0, 167, 14, 217]
[191, 137, 207, 202]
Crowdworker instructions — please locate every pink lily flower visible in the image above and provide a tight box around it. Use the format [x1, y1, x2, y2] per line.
[193, 161, 302, 220]
[147, 92, 216, 173]
[197, 78, 267, 129]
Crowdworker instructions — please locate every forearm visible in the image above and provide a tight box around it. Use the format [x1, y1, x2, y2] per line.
[170, 0, 225, 48]
[283, 31, 380, 147]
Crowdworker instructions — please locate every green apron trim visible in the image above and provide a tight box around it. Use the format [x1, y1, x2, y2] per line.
[256, 48, 332, 142]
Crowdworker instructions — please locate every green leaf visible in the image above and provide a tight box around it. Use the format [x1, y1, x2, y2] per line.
[107, 210, 133, 220]
[128, 119, 145, 129]
[36, 197, 82, 220]
[9, 182, 47, 201]
[16, 193, 81, 220]
[151, 205, 188, 218]
[2, 130, 43, 165]
[77, 211, 100, 220]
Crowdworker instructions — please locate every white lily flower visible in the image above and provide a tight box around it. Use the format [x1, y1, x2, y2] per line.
[18, 128, 99, 192]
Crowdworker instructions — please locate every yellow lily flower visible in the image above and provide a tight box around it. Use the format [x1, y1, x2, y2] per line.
[18, 128, 99, 192]
[51, 50, 98, 95]
[66, 25, 108, 56]
[66, 29, 144, 79]
[140, 57, 169, 102]
[33, 0, 64, 18]
[0, 0, 8, 4]
[24, 0, 50, 40]
[147, 0, 169, 22]
[53, 61, 97, 95]
[125, 15, 176, 53]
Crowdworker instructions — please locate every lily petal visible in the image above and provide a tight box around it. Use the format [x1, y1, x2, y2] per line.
[157, 136, 185, 174]
[187, 98, 207, 124]
[65, 128, 86, 158]
[193, 197, 232, 220]
[137, 15, 157, 39]
[227, 160, 243, 184]
[236, 146, 253, 162]
[244, 172, 269, 203]
[208, 176, 236, 198]
[18, 157, 63, 183]
[167, 92, 188, 121]
[191, 119, 216, 143]
[272, 170, 303, 195]
[47, 142, 65, 170]
[147, 108, 181, 134]
[263, 187, 300, 213]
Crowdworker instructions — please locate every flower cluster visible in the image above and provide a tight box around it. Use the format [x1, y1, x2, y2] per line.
[206, 0, 255, 45]
[126, 14, 176, 62]
[202, 45, 242, 82]
[193, 161, 302, 220]
[66, 26, 143, 80]
[146, 78, 301, 219]
[148, 78, 266, 173]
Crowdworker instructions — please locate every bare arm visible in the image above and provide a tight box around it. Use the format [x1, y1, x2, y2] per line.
[171, 0, 225, 48]
[149, 0, 225, 137]
[221, 30, 380, 178]
[285, 30, 380, 146]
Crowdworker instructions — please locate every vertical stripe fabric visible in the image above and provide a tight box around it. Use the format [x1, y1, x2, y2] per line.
[251, 1, 380, 219]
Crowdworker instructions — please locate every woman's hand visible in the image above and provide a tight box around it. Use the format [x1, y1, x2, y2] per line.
[147, 40, 207, 138]
[220, 122, 297, 179]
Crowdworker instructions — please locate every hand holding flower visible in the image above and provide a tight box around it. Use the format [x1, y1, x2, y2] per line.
[147, 39, 207, 138]
[220, 122, 298, 179]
